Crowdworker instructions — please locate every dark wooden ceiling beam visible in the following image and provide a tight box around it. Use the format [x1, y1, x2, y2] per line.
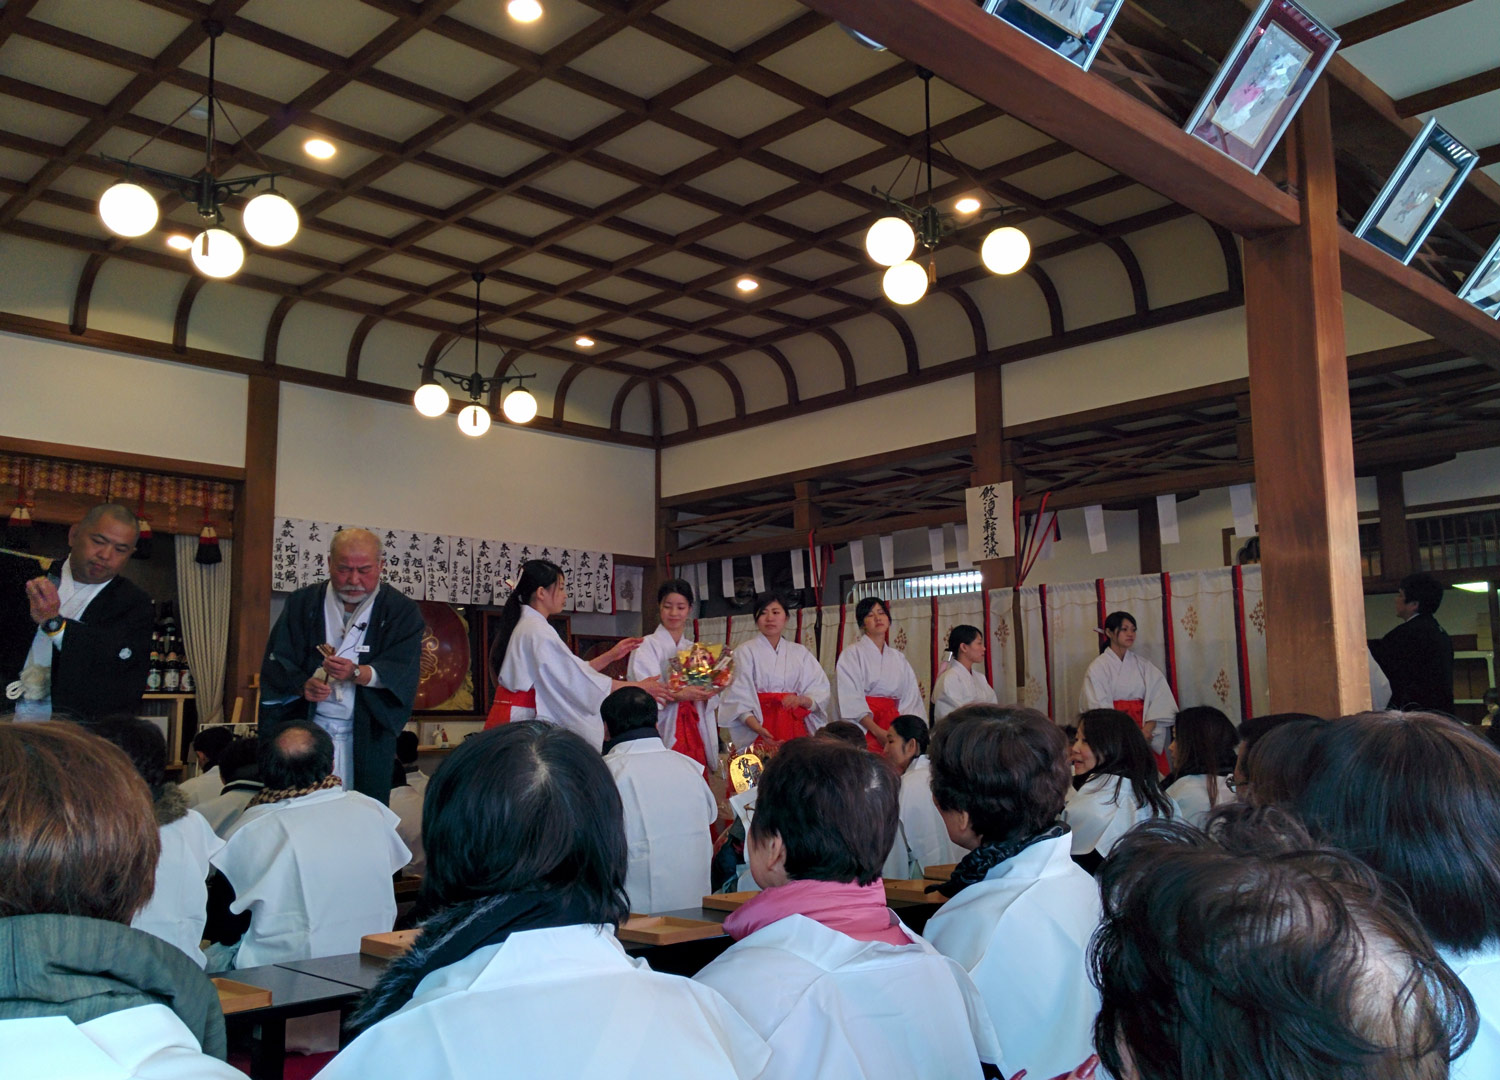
[1334, 0, 1474, 48]
[1394, 64, 1500, 118]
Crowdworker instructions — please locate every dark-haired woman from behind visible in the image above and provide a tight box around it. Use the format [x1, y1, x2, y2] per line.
[932, 624, 997, 723]
[881, 715, 964, 879]
[1164, 705, 1238, 827]
[320, 722, 770, 1080]
[486, 559, 666, 750]
[1065, 708, 1176, 871]
[719, 591, 829, 751]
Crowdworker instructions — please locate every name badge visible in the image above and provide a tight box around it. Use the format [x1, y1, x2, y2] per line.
[357, 645, 371, 653]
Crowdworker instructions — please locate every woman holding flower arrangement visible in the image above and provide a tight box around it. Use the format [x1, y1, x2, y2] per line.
[630, 578, 724, 777]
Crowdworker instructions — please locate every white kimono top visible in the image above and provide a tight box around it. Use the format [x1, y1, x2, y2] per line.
[932, 662, 998, 723]
[1165, 773, 1236, 830]
[0, 1005, 247, 1080]
[388, 782, 425, 878]
[1079, 649, 1178, 749]
[316, 925, 770, 1080]
[695, 913, 1004, 1079]
[604, 736, 717, 914]
[882, 756, 966, 880]
[923, 834, 1102, 1080]
[835, 634, 925, 721]
[1065, 773, 1176, 858]
[177, 766, 220, 809]
[718, 634, 830, 750]
[630, 625, 720, 757]
[1445, 943, 1500, 1080]
[132, 809, 225, 968]
[498, 605, 613, 750]
[211, 788, 410, 968]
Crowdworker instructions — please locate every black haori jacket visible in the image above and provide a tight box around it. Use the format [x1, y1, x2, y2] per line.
[259, 581, 424, 805]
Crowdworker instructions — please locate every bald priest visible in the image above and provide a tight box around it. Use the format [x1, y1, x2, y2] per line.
[260, 528, 424, 805]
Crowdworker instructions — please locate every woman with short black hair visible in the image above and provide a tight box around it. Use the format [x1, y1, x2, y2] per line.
[693, 737, 1001, 1078]
[1295, 711, 1500, 1079]
[1065, 708, 1175, 870]
[719, 591, 829, 750]
[322, 722, 769, 1080]
[881, 714, 964, 879]
[835, 596, 925, 752]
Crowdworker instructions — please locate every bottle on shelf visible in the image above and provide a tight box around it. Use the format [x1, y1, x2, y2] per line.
[146, 649, 163, 692]
[162, 648, 181, 692]
[180, 660, 195, 694]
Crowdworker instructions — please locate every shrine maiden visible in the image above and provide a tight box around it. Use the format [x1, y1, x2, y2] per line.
[629, 578, 720, 775]
[720, 591, 829, 750]
[932, 625, 997, 723]
[836, 597, 925, 753]
[1078, 610, 1177, 764]
[486, 559, 664, 750]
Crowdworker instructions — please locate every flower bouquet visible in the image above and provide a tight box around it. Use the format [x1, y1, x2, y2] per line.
[664, 641, 734, 692]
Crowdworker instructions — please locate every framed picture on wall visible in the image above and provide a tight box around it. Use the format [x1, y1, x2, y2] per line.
[1354, 119, 1478, 265]
[1457, 234, 1500, 320]
[980, 0, 1124, 71]
[1183, 0, 1340, 175]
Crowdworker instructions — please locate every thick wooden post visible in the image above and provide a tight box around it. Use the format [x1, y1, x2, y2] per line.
[1244, 82, 1369, 716]
[1376, 469, 1412, 584]
[225, 375, 277, 724]
[973, 365, 1015, 590]
[1138, 498, 1163, 575]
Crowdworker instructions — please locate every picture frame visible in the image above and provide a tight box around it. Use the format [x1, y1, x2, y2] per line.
[1354, 118, 1478, 265]
[1456, 234, 1500, 320]
[980, 0, 1125, 72]
[1183, 0, 1340, 175]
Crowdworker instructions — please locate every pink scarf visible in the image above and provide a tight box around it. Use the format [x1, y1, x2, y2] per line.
[723, 878, 909, 947]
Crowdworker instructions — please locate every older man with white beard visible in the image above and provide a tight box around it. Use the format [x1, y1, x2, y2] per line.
[259, 528, 424, 805]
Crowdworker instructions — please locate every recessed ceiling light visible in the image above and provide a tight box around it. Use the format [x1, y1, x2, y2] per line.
[955, 197, 981, 214]
[507, 0, 543, 22]
[575, 336, 595, 348]
[303, 138, 336, 159]
[166, 234, 193, 251]
[736, 277, 758, 292]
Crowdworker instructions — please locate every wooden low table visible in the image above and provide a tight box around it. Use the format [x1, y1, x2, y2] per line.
[219, 963, 366, 1080]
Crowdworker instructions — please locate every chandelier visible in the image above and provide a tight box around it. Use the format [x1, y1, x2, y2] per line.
[865, 69, 1031, 305]
[96, 20, 298, 278]
[413, 271, 538, 434]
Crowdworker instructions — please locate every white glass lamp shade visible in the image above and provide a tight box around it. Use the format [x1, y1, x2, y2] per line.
[243, 191, 299, 247]
[507, 0, 543, 21]
[99, 182, 159, 238]
[882, 260, 928, 305]
[502, 387, 538, 424]
[981, 226, 1031, 275]
[413, 381, 450, 417]
[865, 215, 916, 267]
[190, 229, 245, 278]
[457, 404, 492, 437]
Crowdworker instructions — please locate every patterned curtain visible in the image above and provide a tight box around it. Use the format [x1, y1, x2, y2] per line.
[985, 588, 1020, 706]
[1168, 569, 1244, 719]
[887, 598, 934, 707]
[174, 534, 233, 725]
[1047, 581, 1103, 724]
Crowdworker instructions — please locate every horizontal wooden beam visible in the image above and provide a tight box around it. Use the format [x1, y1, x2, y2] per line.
[1334, 0, 1472, 47]
[0, 434, 245, 482]
[1394, 65, 1500, 118]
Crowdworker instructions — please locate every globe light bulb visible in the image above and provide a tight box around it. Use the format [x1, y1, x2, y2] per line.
[882, 260, 928, 305]
[981, 226, 1031, 275]
[303, 138, 336, 159]
[413, 381, 450, 417]
[507, 0, 542, 21]
[457, 404, 492, 437]
[189, 229, 245, 278]
[242, 191, 299, 247]
[99, 182, 159, 238]
[502, 388, 538, 424]
[865, 215, 916, 267]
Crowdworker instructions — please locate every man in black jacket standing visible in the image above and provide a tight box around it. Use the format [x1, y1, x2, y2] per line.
[3, 503, 152, 719]
[1372, 572, 1455, 714]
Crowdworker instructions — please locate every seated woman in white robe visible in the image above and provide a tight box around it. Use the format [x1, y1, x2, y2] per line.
[881, 715, 964, 879]
[1066, 708, 1177, 873]
[835, 597, 925, 753]
[486, 558, 665, 751]
[693, 738, 1002, 1080]
[719, 591, 830, 752]
[1163, 705, 1239, 828]
[321, 722, 769, 1080]
[1079, 611, 1177, 771]
[932, 625, 997, 724]
[922, 704, 1102, 1080]
[629, 578, 722, 777]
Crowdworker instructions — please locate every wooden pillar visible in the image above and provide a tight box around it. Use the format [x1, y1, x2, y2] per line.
[644, 447, 668, 634]
[1138, 498, 1163, 576]
[1376, 468, 1412, 584]
[793, 480, 821, 603]
[225, 375, 277, 724]
[1244, 82, 1369, 716]
[973, 365, 1015, 590]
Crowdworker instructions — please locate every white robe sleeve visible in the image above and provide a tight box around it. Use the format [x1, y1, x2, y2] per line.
[796, 647, 831, 731]
[897, 660, 925, 719]
[1141, 659, 1178, 726]
[835, 647, 870, 721]
[1368, 647, 1392, 710]
[1079, 653, 1114, 714]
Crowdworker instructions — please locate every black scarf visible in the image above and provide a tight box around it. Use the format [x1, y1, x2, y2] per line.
[928, 824, 1071, 898]
[602, 726, 661, 756]
[349, 888, 604, 1034]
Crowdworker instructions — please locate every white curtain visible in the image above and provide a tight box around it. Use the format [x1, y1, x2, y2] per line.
[1105, 575, 1168, 679]
[1168, 569, 1243, 719]
[1047, 581, 1102, 725]
[1017, 586, 1050, 716]
[1239, 565, 1269, 717]
[695, 616, 728, 646]
[174, 534, 233, 726]
[728, 614, 759, 652]
[887, 598, 934, 707]
[986, 589, 1019, 706]
[935, 593, 985, 683]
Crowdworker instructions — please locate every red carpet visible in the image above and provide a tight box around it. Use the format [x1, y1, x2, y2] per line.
[226, 1050, 336, 1079]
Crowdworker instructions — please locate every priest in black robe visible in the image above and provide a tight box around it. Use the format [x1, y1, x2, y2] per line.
[260, 528, 423, 804]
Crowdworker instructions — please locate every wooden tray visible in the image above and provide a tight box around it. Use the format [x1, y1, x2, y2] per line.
[884, 878, 947, 904]
[617, 914, 727, 946]
[361, 929, 422, 958]
[212, 977, 272, 1014]
[924, 863, 957, 881]
[702, 891, 759, 912]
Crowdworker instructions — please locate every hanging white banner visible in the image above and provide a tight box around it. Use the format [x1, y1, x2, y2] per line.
[955, 525, 973, 570]
[1084, 505, 1108, 554]
[750, 553, 766, 593]
[928, 527, 946, 572]
[849, 540, 868, 582]
[790, 548, 806, 590]
[1230, 483, 1257, 537]
[879, 535, 895, 580]
[721, 558, 735, 600]
[1156, 493, 1180, 545]
[964, 481, 1016, 562]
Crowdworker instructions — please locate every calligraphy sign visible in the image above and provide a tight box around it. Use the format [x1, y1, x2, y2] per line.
[965, 481, 1016, 563]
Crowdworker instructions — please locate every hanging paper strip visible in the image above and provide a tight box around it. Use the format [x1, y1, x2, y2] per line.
[1229, 484, 1257, 537]
[721, 558, 735, 600]
[750, 553, 766, 593]
[955, 525, 973, 570]
[1156, 494, 1180, 545]
[928, 527, 946, 572]
[879, 535, 895, 581]
[790, 548, 805, 591]
[849, 540, 867, 582]
[1084, 505, 1107, 554]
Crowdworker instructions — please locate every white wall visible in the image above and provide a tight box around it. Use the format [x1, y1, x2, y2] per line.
[276, 383, 656, 556]
[0, 331, 248, 467]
